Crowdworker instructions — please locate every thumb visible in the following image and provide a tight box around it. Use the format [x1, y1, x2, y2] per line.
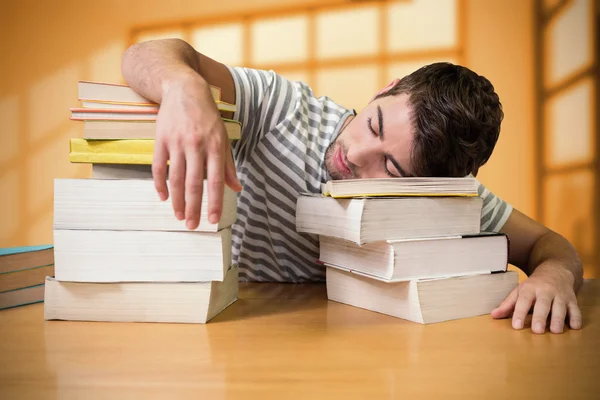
[491, 286, 518, 319]
[225, 147, 242, 192]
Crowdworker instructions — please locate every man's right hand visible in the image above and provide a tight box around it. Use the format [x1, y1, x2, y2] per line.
[153, 73, 242, 230]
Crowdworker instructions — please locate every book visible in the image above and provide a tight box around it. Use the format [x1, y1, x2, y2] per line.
[0, 284, 46, 310]
[54, 178, 237, 232]
[77, 81, 237, 112]
[321, 177, 479, 198]
[326, 267, 518, 324]
[91, 164, 158, 179]
[68, 137, 240, 165]
[0, 245, 54, 274]
[53, 228, 232, 282]
[69, 138, 154, 164]
[78, 80, 222, 106]
[0, 264, 54, 292]
[44, 265, 239, 324]
[296, 194, 483, 244]
[319, 233, 509, 282]
[81, 101, 157, 110]
[81, 118, 241, 140]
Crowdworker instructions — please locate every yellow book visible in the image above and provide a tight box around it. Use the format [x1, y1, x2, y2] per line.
[69, 138, 155, 164]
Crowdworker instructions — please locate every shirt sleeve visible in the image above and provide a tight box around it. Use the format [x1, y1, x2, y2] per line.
[225, 66, 298, 160]
[477, 180, 514, 232]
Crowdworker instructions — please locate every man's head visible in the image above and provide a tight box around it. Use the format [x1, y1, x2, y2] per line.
[324, 62, 503, 180]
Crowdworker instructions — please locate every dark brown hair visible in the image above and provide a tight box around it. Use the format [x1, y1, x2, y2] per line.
[375, 62, 503, 177]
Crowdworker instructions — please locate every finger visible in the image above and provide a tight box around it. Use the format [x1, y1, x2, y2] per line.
[168, 150, 186, 221]
[567, 301, 582, 330]
[491, 287, 518, 319]
[206, 139, 226, 225]
[531, 294, 553, 334]
[225, 146, 242, 192]
[511, 288, 535, 330]
[152, 140, 169, 201]
[549, 299, 567, 334]
[184, 146, 204, 230]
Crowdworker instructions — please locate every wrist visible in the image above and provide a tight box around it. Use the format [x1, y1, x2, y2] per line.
[161, 67, 207, 99]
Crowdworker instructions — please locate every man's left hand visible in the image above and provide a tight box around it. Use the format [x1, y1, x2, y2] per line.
[491, 262, 582, 334]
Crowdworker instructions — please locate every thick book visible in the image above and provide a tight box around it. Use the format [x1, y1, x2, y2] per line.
[54, 178, 237, 232]
[319, 233, 509, 282]
[296, 194, 483, 244]
[77, 81, 236, 112]
[321, 177, 478, 198]
[44, 266, 239, 324]
[81, 118, 241, 140]
[0, 264, 54, 292]
[0, 245, 54, 274]
[0, 284, 45, 310]
[326, 267, 518, 324]
[53, 228, 232, 282]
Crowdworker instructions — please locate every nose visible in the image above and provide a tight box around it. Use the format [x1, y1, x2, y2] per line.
[346, 140, 382, 177]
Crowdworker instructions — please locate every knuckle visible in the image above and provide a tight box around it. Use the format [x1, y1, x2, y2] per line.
[183, 133, 203, 148]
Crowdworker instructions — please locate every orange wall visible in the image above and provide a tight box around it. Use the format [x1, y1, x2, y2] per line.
[0, 0, 537, 248]
[464, 0, 536, 219]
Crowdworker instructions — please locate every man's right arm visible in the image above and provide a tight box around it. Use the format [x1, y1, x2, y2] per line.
[121, 38, 242, 230]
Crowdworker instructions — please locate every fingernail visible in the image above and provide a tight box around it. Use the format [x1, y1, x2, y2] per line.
[534, 322, 545, 333]
[571, 321, 582, 329]
[158, 191, 167, 201]
[186, 220, 196, 230]
[513, 319, 523, 329]
[209, 213, 218, 224]
[176, 211, 185, 220]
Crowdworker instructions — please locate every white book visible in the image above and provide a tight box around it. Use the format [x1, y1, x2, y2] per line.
[319, 233, 508, 282]
[326, 267, 518, 324]
[321, 177, 479, 198]
[296, 194, 483, 244]
[44, 266, 238, 324]
[53, 228, 232, 282]
[54, 178, 237, 232]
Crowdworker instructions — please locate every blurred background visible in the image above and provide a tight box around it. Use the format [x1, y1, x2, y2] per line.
[0, 0, 597, 277]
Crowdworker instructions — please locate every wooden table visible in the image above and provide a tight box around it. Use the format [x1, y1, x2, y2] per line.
[1, 280, 599, 399]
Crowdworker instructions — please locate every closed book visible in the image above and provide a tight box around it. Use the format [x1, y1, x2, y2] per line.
[321, 177, 479, 198]
[53, 228, 232, 283]
[44, 266, 238, 324]
[54, 178, 237, 232]
[296, 194, 483, 244]
[0, 284, 46, 310]
[319, 233, 508, 282]
[0, 264, 54, 292]
[81, 118, 241, 140]
[78, 80, 223, 106]
[326, 267, 518, 324]
[0, 245, 54, 274]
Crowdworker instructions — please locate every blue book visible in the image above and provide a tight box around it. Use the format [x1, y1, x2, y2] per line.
[0, 284, 45, 310]
[0, 245, 54, 274]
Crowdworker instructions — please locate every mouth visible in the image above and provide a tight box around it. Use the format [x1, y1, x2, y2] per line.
[333, 144, 353, 177]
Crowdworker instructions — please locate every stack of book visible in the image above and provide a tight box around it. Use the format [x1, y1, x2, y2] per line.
[296, 177, 518, 325]
[43, 81, 240, 324]
[0, 245, 54, 310]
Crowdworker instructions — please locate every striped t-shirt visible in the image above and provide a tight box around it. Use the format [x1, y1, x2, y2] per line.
[226, 66, 513, 282]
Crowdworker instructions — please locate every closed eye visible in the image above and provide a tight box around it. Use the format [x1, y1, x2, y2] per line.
[367, 117, 379, 138]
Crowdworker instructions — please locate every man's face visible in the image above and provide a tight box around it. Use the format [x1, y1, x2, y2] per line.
[325, 93, 415, 180]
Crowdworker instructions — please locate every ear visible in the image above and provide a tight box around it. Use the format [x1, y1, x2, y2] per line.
[370, 78, 401, 102]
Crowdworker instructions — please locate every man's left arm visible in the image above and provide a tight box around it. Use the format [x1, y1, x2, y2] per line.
[492, 208, 583, 334]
